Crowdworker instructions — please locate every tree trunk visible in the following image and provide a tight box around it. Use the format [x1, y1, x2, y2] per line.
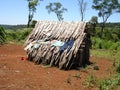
[100, 22, 105, 38]
[27, 11, 34, 28]
[81, 14, 83, 21]
[27, 12, 31, 28]
[27, 19, 31, 28]
[57, 14, 61, 21]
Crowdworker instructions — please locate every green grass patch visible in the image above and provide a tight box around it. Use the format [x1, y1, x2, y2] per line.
[90, 49, 120, 61]
[98, 73, 120, 90]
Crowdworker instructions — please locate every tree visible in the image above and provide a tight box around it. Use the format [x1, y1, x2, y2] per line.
[0, 26, 6, 45]
[89, 16, 98, 36]
[90, 16, 98, 24]
[46, 2, 67, 21]
[77, 0, 87, 21]
[92, 0, 120, 38]
[26, 0, 43, 28]
[31, 20, 37, 28]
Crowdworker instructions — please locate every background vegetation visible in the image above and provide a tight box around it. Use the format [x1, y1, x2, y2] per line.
[0, 26, 32, 45]
[0, 26, 6, 44]
[88, 22, 120, 50]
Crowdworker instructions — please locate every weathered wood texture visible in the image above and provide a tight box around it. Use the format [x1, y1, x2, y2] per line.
[24, 21, 90, 70]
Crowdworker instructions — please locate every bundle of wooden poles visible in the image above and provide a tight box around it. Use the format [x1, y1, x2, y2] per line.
[24, 21, 90, 70]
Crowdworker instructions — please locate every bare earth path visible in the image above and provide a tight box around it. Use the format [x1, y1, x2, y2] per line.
[0, 44, 113, 90]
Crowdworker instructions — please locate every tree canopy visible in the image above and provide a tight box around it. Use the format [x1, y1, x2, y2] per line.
[92, 0, 120, 37]
[46, 2, 67, 21]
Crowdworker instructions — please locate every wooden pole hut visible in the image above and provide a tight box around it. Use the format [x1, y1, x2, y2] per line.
[24, 20, 91, 70]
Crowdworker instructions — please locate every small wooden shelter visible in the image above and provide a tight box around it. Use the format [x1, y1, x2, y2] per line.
[24, 20, 91, 70]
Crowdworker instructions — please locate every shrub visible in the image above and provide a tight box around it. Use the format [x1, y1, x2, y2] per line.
[116, 63, 120, 73]
[0, 26, 6, 44]
[91, 37, 120, 50]
[91, 37, 102, 49]
[109, 43, 117, 50]
[82, 75, 98, 88]
[5, 28, 32, 43]
[99, 74, 120, 90]
[31, 20, 37, 28]
[116, 42, 120, 50]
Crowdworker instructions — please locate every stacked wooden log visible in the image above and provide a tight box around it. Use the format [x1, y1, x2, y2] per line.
[24, 21, 90, 70]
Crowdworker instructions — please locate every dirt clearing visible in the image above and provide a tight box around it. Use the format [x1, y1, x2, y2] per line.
[0, 44, 113, 90]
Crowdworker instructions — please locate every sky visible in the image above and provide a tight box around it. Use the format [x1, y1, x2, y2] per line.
[0, 0, 120, 25]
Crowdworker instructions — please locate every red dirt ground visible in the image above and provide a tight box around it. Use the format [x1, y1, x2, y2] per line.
[0, 44, 113, 90]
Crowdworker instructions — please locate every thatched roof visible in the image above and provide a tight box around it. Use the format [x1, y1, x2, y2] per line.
[24, 20, 89, 70]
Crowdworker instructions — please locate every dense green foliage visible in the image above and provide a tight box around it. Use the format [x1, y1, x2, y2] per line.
[0, 26, 6, 44]
[5, 28, 32, 44]
[91, 37, 120, 50]
[89, 25, 120, 50]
